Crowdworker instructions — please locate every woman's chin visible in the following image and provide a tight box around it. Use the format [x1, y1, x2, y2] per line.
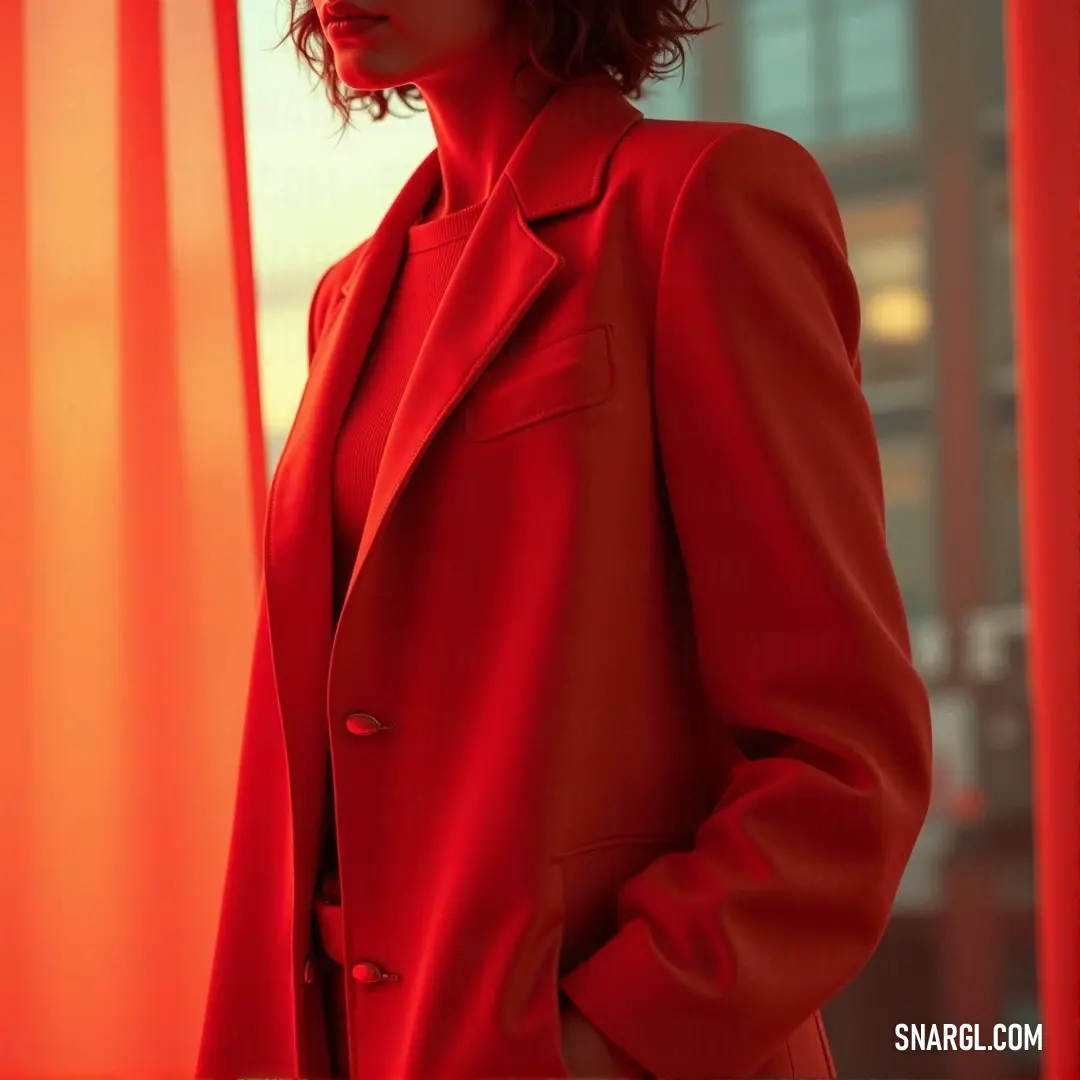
[333, 55, 415, 95]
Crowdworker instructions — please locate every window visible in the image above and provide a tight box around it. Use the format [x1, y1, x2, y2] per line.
[841, 198, 931, 387]
[834, 0, 915, 137]
[741, 0, 819, 143]
[878, 435, 939, 618]
[740, 0, 916, 145]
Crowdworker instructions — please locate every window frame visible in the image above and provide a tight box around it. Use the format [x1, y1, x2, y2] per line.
[738, 0, 918, 146]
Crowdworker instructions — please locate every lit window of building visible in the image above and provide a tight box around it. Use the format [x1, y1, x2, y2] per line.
[842, 198, 931, 387]
[837, 196, 937, 617]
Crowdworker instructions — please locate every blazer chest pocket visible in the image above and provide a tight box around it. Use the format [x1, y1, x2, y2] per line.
[465, 325, 614, 442]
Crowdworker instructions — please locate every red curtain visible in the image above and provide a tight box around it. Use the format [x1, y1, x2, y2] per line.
[1005, 2, 1080, 1078]
[0, 0, 263, 1072]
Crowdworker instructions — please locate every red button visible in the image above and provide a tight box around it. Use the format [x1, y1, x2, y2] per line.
[345, 713, 392, 736]
[303, 957, 316, 984]
[352, 961, 399, 984]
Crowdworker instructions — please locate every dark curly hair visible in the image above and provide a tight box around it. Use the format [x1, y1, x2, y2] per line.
[282, 0, 712, 125]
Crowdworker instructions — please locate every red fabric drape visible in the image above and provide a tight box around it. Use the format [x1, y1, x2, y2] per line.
[0, 0, 262, 1072]
[1005, 3, 1080, 1078]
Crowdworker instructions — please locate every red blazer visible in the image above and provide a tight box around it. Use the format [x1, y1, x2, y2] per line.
[198, 77, 932, 1079]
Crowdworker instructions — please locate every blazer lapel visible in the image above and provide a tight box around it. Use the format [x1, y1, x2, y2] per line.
[263, 152, 441, 841]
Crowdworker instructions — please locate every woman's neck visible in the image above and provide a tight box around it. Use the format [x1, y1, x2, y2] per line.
[415, 25, 556, 218]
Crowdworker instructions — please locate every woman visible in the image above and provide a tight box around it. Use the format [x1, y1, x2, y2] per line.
[197, 1, 933, 1077]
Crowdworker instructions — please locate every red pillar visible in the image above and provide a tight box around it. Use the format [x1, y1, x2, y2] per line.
[1004, 3, 1080, 1078]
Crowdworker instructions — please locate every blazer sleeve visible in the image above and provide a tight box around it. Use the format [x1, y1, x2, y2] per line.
[559, 126, 934, 1079]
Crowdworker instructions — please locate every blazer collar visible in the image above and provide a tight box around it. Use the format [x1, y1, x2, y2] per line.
[504, 74, 642, 221]
[336, 73, 642, 304]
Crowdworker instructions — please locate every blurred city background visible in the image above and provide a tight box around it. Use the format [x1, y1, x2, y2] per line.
[241, 1, 1033, 1077]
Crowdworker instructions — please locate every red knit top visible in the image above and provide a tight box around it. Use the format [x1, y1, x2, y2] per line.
[319, 197, 485, 888]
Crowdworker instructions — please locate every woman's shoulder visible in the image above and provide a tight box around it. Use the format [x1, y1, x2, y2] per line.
[314, 238, 371, 306]
[619, 117, 818, 183]
[306, 238, 371, 358]
[609, 118, 833, 228]
[308, 239, 370, 330]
